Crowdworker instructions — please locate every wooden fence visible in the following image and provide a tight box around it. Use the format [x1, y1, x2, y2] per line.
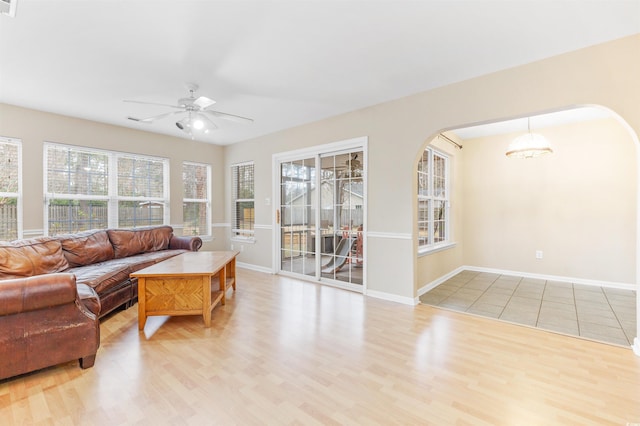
[0, 204, 164, 239]
[0, 204, 18, 240]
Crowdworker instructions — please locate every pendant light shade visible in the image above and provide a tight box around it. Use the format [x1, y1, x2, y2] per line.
[506, 118, 553, 158]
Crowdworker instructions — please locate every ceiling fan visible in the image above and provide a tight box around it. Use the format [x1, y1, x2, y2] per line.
[124, 83, 253, 137]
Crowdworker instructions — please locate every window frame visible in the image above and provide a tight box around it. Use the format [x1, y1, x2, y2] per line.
[417, 146, 451, 254]
[44, 142, 169, 235]
[0, 137, 22, 240]
[182, 161, 212, 238]
[231, 161, 255, 241]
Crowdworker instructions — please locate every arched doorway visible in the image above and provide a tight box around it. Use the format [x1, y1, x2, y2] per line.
[417, 105, 639, 353]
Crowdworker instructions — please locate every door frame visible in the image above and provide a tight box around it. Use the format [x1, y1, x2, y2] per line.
[272, 136, 368, 292]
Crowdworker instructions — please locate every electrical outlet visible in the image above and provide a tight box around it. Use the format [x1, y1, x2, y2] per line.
[535, 250, 543, 259]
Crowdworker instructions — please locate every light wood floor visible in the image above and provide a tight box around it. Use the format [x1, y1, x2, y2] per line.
[2, 269, 640, 425]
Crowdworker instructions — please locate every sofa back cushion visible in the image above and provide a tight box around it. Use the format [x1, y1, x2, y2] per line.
[56, 229, 115, 267]
[107, 226, 173, 259]
[0, 238, 69, 279]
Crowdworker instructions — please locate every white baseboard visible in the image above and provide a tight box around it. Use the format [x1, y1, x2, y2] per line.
[366, 289, 418, 306]
[462, 265, 636, 291]
[417, 266, 466, 296]
[633, 338, 640, 357]
[236, 262, 273, 274]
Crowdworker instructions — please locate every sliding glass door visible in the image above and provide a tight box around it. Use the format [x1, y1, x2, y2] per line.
[280, 157, 316, 278]
[277, 145, 365, 291]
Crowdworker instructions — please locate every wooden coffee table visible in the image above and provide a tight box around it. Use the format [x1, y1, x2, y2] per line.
[131, 251, 239, 329]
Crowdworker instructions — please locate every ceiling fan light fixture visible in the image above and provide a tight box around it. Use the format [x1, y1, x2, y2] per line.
[192, 118, 205, 130]
[176, 117, 190, 131]
[176, 113, 217, 136]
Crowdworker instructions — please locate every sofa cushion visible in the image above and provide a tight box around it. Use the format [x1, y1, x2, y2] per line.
[69, 250, 185, 295]
[67, 260, 133, 295]
[0, 238, 69, 279]
[116, 249, 187, 273]
[107, 226, 173, 259]
[56, 229, 115, 267]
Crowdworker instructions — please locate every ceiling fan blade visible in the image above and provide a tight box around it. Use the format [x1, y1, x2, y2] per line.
[193, 96, 216, 109]
[202, 110, 254, 124]
[127, 111, 182, 123]
[123, 99, 184, 109]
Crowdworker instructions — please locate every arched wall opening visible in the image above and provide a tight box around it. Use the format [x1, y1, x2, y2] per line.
[415, 105, 639, 354]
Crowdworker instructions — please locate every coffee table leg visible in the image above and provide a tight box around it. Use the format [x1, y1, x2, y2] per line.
[219, 266, 226, 306]
[230, 258, 236, 290]
[203, 275, 212, 327]
[138, 277, 147, 330]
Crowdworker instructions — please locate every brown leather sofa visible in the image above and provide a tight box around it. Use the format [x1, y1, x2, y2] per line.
[0, 226, 202, 380]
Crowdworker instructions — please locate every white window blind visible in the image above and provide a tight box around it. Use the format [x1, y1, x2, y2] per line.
[45, 144, 109, 234]
[116, 155, 167, 228]
[231, 162, 255, 238]
[183, 162, 211, 237]
[44, 143, 169, 235]
[0, 137, 21, 240]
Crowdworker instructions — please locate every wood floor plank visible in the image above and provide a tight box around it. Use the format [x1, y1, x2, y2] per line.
[1, 269, 639, 425]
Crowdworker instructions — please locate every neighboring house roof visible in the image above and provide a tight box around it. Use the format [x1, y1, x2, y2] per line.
[288, 181, 363, 207]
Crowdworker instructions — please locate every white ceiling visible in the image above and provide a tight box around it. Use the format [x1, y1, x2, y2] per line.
[1, 1, 639, 145]
[451, 106, 615, 140]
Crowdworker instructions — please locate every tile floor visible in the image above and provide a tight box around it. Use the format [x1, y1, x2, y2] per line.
[419, 270, 637, 347]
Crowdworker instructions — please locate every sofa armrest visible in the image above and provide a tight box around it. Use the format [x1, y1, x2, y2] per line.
[76, 283, 101, 317]
[169, 235, 202, 252]
[0, 273, 77, 316]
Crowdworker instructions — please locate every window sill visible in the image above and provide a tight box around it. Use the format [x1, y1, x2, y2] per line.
[418, 242, 456, 257]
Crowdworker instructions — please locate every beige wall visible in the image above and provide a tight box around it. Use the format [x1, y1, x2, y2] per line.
[0, 104, 227, 250]
[1, 35, 639, 302]
[225, 34, 640, 300]
[460, 117, 636, 284]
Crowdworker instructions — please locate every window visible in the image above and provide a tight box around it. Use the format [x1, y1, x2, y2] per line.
[0, 137, 21, 240]
[182, 162, 211, 237]
[44, 143, 168, 235]
[231, 162, 254, 239]
[116, 155, 167, 228]
[417, 147, 449, 251]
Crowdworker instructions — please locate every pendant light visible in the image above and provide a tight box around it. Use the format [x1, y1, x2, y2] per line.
[505, 117, 553, 158]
